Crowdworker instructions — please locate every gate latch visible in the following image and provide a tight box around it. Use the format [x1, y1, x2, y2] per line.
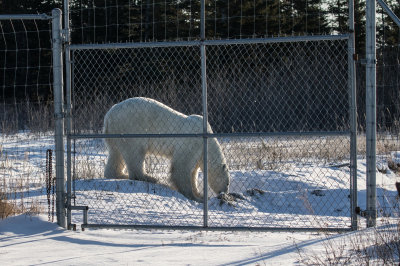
[355, 206, 367, 217]
[355, 207, 377, 219]
[68, 205, 89, 231]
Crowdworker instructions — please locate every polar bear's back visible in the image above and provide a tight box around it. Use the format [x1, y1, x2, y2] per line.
[104, 97, 203, 134]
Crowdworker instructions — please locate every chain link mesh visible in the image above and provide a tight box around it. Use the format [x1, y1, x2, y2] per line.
[69, 38, 353, 229]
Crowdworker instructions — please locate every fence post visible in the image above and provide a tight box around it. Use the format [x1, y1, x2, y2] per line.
[63, 0, 73, 230]
[348, 0, 358, 231]
[200, 0, 208, 228]
[365, 0, 377, 227]
[52, 8, 66, 228]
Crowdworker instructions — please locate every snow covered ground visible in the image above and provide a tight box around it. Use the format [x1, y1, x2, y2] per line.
[1, 212, 399, 265]
[1, 133, 400, 264]
[0, 214, 326, 265]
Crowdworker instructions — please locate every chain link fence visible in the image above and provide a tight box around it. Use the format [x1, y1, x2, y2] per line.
[0, 14, 56, 220]
[374, 3, 400, 218]
[1, 1, 397, 231]
[67, 36, 356, 230]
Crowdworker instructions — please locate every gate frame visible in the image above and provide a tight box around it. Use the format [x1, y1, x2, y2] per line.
[63, 1, 358, 231]
[65, 34, 357, 232]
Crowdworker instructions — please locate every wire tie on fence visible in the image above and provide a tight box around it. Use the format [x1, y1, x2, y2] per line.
[54, 112, 66, 119]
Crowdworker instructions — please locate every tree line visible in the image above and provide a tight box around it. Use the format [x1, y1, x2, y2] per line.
[0, 0, 399, 132]
[0, 0, 373, 49]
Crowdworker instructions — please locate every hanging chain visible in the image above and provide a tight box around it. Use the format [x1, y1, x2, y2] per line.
[46, 149, 53, 222]
[51, 170, 55, 222]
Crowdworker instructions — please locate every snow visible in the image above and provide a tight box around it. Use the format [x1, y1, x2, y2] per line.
[2, 215, 397, 265]
[1, 133, 400, 264]
[1, 214, 330, 265]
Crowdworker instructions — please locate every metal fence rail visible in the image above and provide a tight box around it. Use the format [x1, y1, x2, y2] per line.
[66, 34, 357, 231]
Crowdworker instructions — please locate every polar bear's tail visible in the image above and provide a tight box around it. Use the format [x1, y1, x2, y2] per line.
[103, 108, 111, 135]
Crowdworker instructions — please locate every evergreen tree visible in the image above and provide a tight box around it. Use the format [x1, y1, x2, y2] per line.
[292, 0, 330, 35]
[0, 0, 60, 14]
[377, 0, 400, 47]
[328, 0, 365, 54]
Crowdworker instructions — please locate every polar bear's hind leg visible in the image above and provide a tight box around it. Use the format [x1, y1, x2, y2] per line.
[123, 150, 159, 184]
[104, 141, 128, 179]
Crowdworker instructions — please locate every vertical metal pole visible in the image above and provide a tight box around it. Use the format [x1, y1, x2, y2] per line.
[348, 0, 358, 231]
[366, 0, 377, 227]
[63, 0, 70, 42]
[63, 0, 73, 230]
[66, 48, 72, 229]
[52, 8, 66, 228]
[200, 0, 208, 228]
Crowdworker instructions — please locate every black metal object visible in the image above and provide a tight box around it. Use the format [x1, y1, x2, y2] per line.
[46, 149, 55, 222]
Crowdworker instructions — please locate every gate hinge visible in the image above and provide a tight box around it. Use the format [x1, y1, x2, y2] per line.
[54, 112, 66, 119]
[61, 29, 70, 43]
[355, 206, 366, 217]
[64, 192, 69, 206]
[355, 207, 377, 219]
[359, 58, 377, 65]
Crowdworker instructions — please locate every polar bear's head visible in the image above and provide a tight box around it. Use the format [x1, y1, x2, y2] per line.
[208, 163, 230, 194]
[207, 138, 231, 194]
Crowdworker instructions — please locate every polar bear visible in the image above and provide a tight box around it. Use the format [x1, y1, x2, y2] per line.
[103, 97, 230, 202]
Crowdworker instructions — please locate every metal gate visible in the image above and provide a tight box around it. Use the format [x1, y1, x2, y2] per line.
[65, 36, 357, 231]
[63, 1, 358, 231]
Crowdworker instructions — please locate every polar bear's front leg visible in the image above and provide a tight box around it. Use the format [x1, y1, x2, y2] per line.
[171, 164, 202, 202]
[170, 151, 203, 202]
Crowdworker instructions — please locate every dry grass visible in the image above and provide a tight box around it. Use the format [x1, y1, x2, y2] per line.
[0, 133, 51, 219]
[0, 191, 18, 219]
[219, 133, 400, 173]
[74, 157, 102, 180]
[357, 133, 400, 157]
[0, 196, 44, 219]
[0, 173, 44, 220]
[222, 135, 351, 171]
[0, 179, 45, 219]
[0, 100, 53, 135]
[297, 218, 400, 265]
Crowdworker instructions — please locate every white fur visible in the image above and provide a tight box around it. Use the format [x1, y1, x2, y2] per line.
[103, 97, 230, 202]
